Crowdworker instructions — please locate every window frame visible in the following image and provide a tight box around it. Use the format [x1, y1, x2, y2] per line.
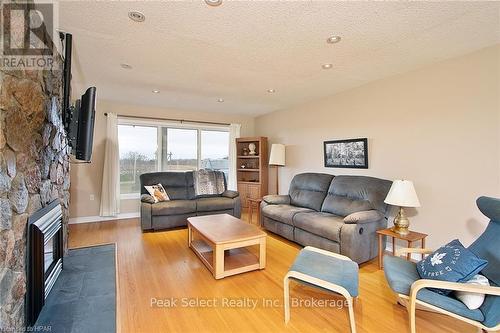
[117, 117, 229, 199]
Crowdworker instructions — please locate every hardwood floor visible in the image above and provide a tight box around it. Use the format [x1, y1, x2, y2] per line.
[68, 214, 477, 333]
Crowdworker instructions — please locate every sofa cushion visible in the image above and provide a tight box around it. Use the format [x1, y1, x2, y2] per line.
[261, 204, 312, 226]
[321, 175, 392, 216]
[152, 200, 197, 216]
[293, 212, 344, 243]
[196, 197, 235, 212]
[294, 228, 341, 254]
[140, 172, 191, 200]
[289, 173, 334, 211]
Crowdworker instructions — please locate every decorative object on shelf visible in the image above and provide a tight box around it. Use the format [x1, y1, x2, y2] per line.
[269, 144, 286, 194]
[384, 180, 421, 235]
[248, 143, 257, 155]
[236, 137, 268, 208]
[324, 138, 368, 168]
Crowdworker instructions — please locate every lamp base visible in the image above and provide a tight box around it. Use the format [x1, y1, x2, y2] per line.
[392, 207, 410, 235]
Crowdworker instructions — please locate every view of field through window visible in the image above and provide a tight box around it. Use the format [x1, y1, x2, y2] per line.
[118, 124, 229, 195]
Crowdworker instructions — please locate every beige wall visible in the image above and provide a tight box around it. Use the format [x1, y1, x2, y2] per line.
[255, 45, 500, 249]
[70, 100, 255, 218]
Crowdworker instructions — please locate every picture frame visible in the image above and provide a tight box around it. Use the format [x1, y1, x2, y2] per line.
[323, 138, 368, 169]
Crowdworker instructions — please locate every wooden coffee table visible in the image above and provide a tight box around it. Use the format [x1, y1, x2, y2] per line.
[187, 214, 267, 279]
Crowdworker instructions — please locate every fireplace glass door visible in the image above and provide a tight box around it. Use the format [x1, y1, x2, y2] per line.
[44, 236, 56, 274]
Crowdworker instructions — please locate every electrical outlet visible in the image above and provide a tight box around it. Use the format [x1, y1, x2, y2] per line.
[89, 194, 95, 201]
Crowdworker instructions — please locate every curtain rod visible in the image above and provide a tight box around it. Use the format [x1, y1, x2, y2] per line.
[103, 113, 230, 126]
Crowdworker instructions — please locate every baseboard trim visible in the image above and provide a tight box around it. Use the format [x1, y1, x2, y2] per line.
[69, 212, 140, 224]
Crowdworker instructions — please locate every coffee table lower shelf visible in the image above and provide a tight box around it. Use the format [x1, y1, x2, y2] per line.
[191, 239, 261, 278]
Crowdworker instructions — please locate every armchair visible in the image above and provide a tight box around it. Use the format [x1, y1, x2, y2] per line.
[383, 196, 500, 333]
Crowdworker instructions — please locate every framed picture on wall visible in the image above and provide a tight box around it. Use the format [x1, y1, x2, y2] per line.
[324, 138, 368, 169]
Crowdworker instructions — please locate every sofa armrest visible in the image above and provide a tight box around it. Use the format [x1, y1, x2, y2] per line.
[141, 194, 156, 204]
[343, 210, 383, 224]
[222, 190, 239, 199]
[141, 202, 153, 231]
[262, 195, 290, 205]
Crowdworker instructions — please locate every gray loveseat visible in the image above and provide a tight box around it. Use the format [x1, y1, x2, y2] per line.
[260, 173, 392, 263]
[140, 171, 241, 231]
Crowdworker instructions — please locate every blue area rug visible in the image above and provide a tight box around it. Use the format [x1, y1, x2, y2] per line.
[35, 244, 116, 333]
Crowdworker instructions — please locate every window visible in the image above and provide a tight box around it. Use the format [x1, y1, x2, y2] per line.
[118, 120, 229, 198]
[201, 130, 229, 179]
[118, 125, 158, 196]
[162, 128, 198, 171]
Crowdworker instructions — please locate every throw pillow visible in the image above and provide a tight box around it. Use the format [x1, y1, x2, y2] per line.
[454, 274, 490, 310]
[416, 239, 488, 295]
[144, 184, 170, 203]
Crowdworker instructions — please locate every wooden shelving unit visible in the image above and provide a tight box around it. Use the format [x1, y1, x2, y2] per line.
[236, 137, 268, 208]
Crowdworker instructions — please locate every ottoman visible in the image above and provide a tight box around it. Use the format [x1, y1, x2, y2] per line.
[284, 246, 359, 333]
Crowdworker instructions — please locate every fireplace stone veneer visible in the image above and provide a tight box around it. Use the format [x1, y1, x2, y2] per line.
[0, 3, 69, 329]
[26, 200, 63, 326]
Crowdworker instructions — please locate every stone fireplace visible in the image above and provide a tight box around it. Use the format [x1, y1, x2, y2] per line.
[0, 2, 69, 329]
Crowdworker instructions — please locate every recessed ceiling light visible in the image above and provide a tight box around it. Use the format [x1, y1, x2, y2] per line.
[326, 36, 341, 44]
[205, 0, 222, 6]
[128, 11, 145, 22]
[120, 63, 132, 69]
[152, 89, 160, 94]
[322, 63, 333, 69]
[267, 89, 276, 93]
[217, 98, 224, 103]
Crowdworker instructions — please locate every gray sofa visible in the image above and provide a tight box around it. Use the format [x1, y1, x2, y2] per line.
[140, 171, 241, 231]
[260, 173, 392, 264]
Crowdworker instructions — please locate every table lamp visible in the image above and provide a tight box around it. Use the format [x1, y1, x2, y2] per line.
[384, 180, 421, 235]
[269, 144, 285, 194]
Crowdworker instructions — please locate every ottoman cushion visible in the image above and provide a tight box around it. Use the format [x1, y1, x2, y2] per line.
[289, 248, 359, 297]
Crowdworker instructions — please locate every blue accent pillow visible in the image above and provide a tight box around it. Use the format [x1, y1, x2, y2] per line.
[416, 239, 488, 295]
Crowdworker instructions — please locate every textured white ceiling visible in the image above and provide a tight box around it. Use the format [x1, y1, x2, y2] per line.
[59, 1, 500, 116]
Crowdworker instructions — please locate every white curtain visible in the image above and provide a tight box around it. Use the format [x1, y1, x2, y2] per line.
[227, 123, 241, 191]
[99, 112, 120, 217]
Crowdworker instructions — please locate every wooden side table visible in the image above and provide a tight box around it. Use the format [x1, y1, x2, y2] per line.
[247, 198, 262, 226]
[376, 228, 428, 269]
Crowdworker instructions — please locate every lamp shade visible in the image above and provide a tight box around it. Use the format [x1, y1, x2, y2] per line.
[269, 144, 285, 166]
[384, 180, 421, 207]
